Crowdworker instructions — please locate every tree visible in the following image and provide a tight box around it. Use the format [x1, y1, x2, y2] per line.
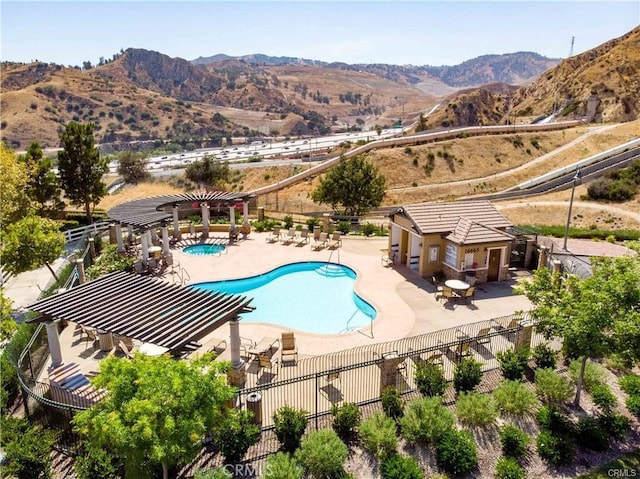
[185, 155, 229, 188]
[1, 291, 17, 343]
[516, 246, 640, 406]
[0, 215, 65, 282]
[19, 141, 65, 216]
[311, 155, 386, 216]
[116, 151, 151, 185]
[72, 353, 235, 479]
[57, 122, 108, 223]
[0, 143, 31, 229]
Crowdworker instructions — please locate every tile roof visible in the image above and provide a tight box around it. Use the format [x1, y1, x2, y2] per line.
[395, 201, 512, 235]
[446, 217, 516, 245]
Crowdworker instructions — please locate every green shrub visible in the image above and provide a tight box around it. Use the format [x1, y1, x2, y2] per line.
[295, 429, 348, 479]
[337, 221, 351, 235]
[74, 443, 123, 479]
[590, 383, 617, 413]
[531, 343, 558, 369]
[86, 244, 135, 280]
[626, 395, 640, 417]
[305, 218, 321, 232]
[536, 404, 574, 435]
[361, 222, 377, 237]
[455, 391, 498, 427]
[1, 417, 56, 479]
[534, 368, 573, 404]
[569, 358, 606, 391]
[496, 347, 529, 381]
[499, 423, 530, 458]
[283, 215, 294, 228]
[434, 429, 478, 476]
[381, 386, 404, 420]
[453, 357, 483, 393]
[495, 457, 526, 479]
[598, 412, 631, 440]
[575, 416, 609, 451]
[414, 360, 447, 397]
[263, 452, 303, 479]
[213, 409, 261, 464]
[536, 429, 575, 465]
[331, 402, 362, 441]
[380, 454, 424, 479]
[272, 406, 308, 453]
[619, 374, 640, 396]
[358, 411, 398, 460]
[493, 380, 537, 416]
[399, 397, 455, 445]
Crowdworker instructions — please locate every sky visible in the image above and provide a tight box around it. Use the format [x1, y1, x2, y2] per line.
[1, 1, 639, 67]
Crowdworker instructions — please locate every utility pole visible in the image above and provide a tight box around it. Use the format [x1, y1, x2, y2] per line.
[568, 36, 575, 58]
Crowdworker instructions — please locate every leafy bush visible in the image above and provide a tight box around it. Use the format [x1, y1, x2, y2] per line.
[272, 406, 308, 453]
[1, 417, 56, 479]
[213, 409, 261, 464]
[575, 417, 609, 451]
[358, 411, 398, 460]
[534, 368, 573, 404]
[337, 221, 351, 235]
[495, 457, 526, 479]
[536, 404, 574, 435]
[331, 402, 362, 441]
[295, 429, 348, 479]
[283, 215, 294, 229]
[569, 358, 606, 391]
[455, 392, 498, 427]
[453, 357, 483, 393]
[361, 222, 377, 237]
[74, 443, 123, 479]
[499, 423, 530, 458]
[86, 244, 135, 280]
[598, 412, 631, 440]
[251, 218, 280, 233]
[497, 347, 529, 381]
[493, 380, 537, 416]
[399, 397, 456, 445]
[536, 429, 575, 465]
[380, 454, 424, 479]
[305, 218, 321, 232]
[263, 452, 303, 479]
[619, 374, 640, 396]
[381, 386, 404, 420]
[590, 383, 617, 413]
[434, 429, 478, 476]
[626, 395, 640, 417]
[414, 360, 447, 397]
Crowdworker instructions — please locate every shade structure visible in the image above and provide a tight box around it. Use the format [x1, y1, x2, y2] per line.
[26, 271, 254, 354]
[107, 191, 254, 229]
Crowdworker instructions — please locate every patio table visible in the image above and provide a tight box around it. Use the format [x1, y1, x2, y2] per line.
[445, 279, 470, 292]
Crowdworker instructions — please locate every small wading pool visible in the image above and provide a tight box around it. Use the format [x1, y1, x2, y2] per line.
[190, 261, 376, 334]
[183, 244, 226, 256]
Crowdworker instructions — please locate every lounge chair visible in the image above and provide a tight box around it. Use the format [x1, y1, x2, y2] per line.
[281, 332, 298, 364]
[328, 232, 342, 249]
[295, 228, 310, 246]
[282, 227, 297, 244]
[117, 340, 134, 359]
[474, 327, 492, 350]
[311, 232, 329, 250]
[248, 336, 280, 357]
[266, 226, 282, 243]
[80, 326, 98, 350]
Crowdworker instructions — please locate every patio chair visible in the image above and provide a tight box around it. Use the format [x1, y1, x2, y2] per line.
[423, 350, 444, 366]
[455, 341, 472, 361]
[257, 354, 279, 375]
[433, 276, 444, 297]
[296, 228, 310, 246]
[311, 232, 329, 251]
[328, 232, 342, 249]
[117, 340, 134, 359]
[80, 326, 98, 350]
[283, 228, 297, 244]
[266, 226, 281, 243]
[474, 327, 492, 350]
[441, 286, 455, 304]
[462, 286, 476, 305]
[281, 332, 298, 364]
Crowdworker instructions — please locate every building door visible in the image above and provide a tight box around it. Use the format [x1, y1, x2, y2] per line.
[488, 249, 501, 281]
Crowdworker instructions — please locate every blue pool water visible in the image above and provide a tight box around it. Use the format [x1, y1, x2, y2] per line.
[183, 244, 226, 256]
[190, 262, 376, 334]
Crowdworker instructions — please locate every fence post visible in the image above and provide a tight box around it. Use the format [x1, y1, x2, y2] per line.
[315, 374, 319, 430]
[76, 259, 86, 284]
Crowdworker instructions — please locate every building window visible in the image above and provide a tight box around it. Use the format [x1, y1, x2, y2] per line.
[445, 243, 457, 267]
[429, 245, 440, 263]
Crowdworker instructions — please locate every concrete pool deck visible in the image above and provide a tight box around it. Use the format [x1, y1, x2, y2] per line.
[170, 232, 533, 360]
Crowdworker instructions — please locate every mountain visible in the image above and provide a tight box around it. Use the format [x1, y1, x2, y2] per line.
[1, 28, 638, 151]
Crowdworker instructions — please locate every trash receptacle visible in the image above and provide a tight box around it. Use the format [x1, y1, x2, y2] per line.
[246, 392, 262, 426]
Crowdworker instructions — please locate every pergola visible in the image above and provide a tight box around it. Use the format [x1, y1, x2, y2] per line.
[27, 271, 254, 369]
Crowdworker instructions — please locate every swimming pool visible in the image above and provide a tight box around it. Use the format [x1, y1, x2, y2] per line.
[190, 262, 376, 334]
[183, 244, 226, 256]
